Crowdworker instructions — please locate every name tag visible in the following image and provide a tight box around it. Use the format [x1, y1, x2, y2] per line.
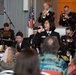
[41, 36, 46, 38]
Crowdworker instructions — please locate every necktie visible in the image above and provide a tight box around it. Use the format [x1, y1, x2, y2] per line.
[48, 33, 50, 36]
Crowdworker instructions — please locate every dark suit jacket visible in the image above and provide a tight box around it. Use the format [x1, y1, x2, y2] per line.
[59, 12, 76, 31]
[38, 10, 55, 26]
[13, 38, 30, 52]
[29, 34, 40, 49]
[41, 31, 60, 43]
[60, 35, 75, 57]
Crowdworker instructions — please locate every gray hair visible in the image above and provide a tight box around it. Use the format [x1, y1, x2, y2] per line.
[41, 36, 59, 54]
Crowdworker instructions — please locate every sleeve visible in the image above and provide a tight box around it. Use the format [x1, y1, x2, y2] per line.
[38, 12, 43, 23]
[59, 14, 65, 26]
[67, 12, 76, 23]
[50, 12, 55, 21]
[10, 30, 15, 40]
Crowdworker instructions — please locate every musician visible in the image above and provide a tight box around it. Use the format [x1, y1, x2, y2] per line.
[0, 23, 14, 40]
[59, 5, 76, 31]
[38, 2, 55, 28]
[60, 27, 76, 58]
[36, 19, 60, 49]
[13, 31, 30, 53]
[29, 26, 41, 53]
[0, 23, 15, 46]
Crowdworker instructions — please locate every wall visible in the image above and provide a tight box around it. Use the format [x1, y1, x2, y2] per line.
[35, 0, 45, 26]
[3, 0, 29, 37]
[0, 0, 63, 37]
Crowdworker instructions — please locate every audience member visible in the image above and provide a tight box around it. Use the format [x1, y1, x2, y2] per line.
[39, 36, 67, 73]
[59, 5, 76, 31]
[0, 47, 15, 72]
[14, 48, 41, 75]
[63, 52, 76, 75]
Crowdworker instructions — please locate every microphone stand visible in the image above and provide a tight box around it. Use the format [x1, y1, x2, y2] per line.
[33, 18, 39, 26]
[4, 9, 15, 28]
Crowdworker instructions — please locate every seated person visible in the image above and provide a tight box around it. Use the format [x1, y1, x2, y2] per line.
[13, 31, 30, 55]
[63, 52, 76, 75]
[13, 48, 41, 75]
[60, 27, 75, 59]
[39, 36, 67, 73]
[0, 23, 15, 46]
[29, 26, 41, 53]
[0, 22, 15, 40]
[0, 47, 15, 72]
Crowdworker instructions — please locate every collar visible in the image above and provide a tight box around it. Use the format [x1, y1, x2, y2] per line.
[47, 31, 51, 34]
[47, 9, 49, 13]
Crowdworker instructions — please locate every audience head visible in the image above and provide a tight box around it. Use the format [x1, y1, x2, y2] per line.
[15, 31, 23, 44]
[64, 5, 70, 14]
[4, 23, 10, 31]
[44, 19, 55, 31]
[41, 36, 59, 55]
[2, 47, 15, 64]
[14, 48, 40, 75]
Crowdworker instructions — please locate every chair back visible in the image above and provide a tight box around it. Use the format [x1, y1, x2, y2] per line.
[0, 70, 14, 75]
[42, 70, 62, 75]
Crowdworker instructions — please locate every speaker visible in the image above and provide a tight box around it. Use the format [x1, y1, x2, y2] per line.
[23, 0, 28, 11]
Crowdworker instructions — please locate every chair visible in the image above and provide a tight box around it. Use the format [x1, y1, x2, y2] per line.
[42, 70, 63, 75]
[0, 70, 14, 75]
[41, 71, 51, 75]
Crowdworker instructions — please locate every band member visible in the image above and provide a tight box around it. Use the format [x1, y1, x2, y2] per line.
[60, 27, 76, 58]
[0, 23, 14, 40]
[59, 5, 76, 31]
[13, 31, 30, 53]
[36, 19, 60, 52]
[0, 23, 15, 46]
[29, 26, 41, 53]
[38, 2, 55, 28]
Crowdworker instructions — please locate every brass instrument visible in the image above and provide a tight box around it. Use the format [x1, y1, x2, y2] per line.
[15, 43, 18, 53]
[3, 30, 10, 38]
[0, 45, 3, 51]
[67, 37, 73, 43]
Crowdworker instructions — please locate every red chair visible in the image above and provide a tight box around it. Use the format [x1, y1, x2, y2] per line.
[42, 70, 63, 75]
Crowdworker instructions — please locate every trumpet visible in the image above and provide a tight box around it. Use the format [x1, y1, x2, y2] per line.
[67, 37, 73, 43]
[42, 9, 48, 16]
